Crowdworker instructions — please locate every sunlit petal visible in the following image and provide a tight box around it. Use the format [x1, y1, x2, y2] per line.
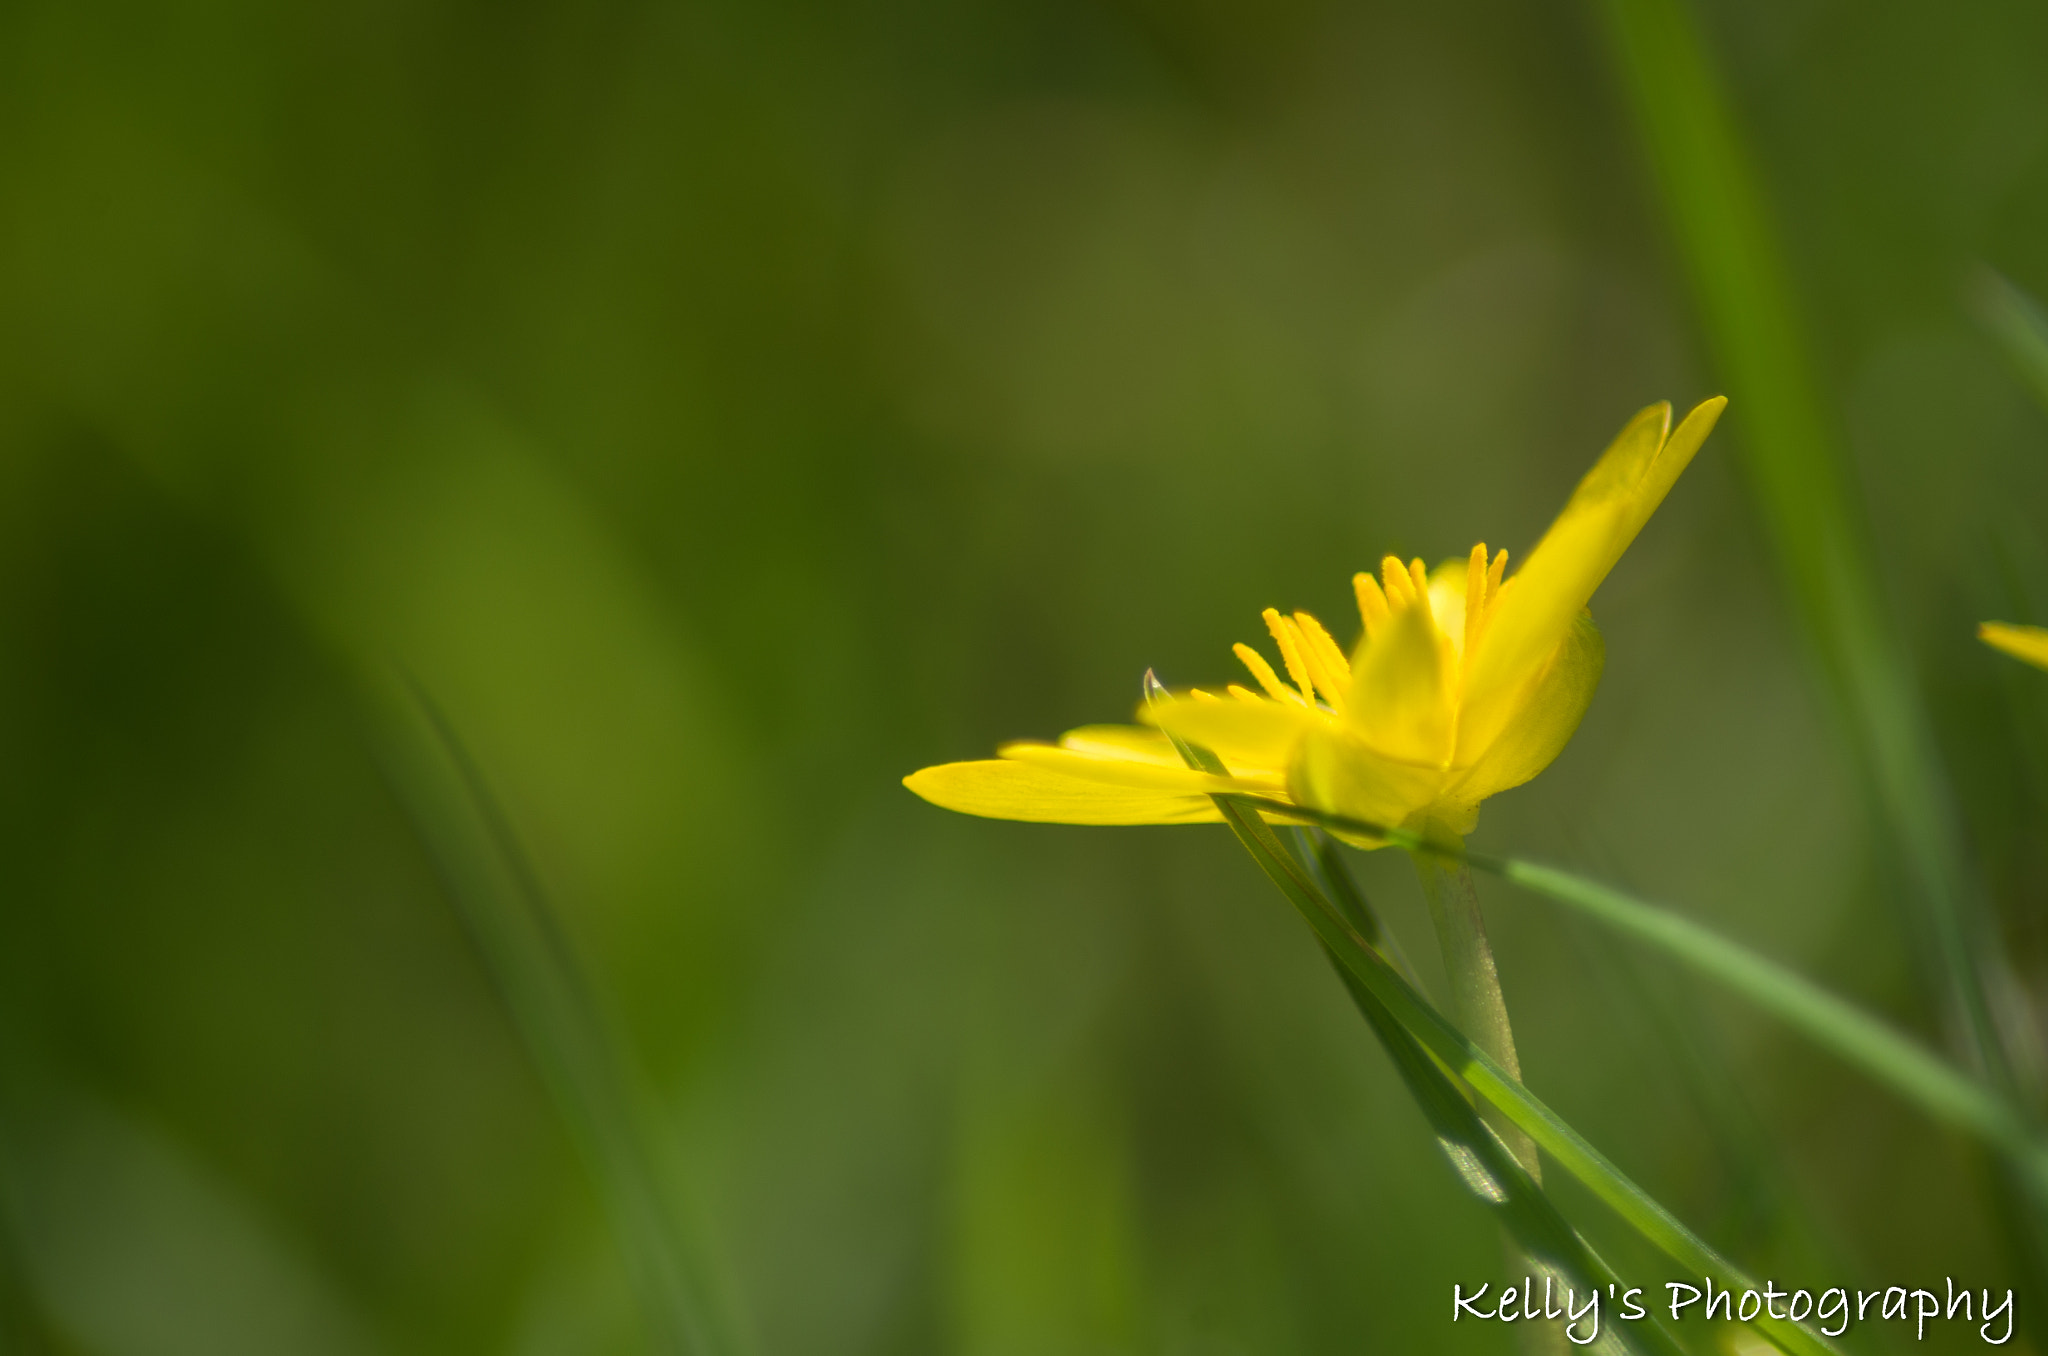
[1461, 397, 1722, 755]
[1289, 725, 1455, 835]
[1346, 587, 1455, 765]
[1426, 558, 1469, 654]
[902, 760, 1224, 824]
[1144, 694, 1322, 775]
[1451, 610, 1604, 801]
[1057, 724, 1188, 767]
[996, 741, 1271, 794]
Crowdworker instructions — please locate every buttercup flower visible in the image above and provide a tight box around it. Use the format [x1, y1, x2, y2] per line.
[906, 397, 1725, 842]
[1980, 621, 2048, 673]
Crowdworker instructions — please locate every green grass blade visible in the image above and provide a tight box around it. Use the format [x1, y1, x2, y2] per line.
[1973, 268, 2048, 416]
[1503, 843, 2048, 1325]
[1593, 0, 2015, 1098]
[1237, 793, 2048, 1201]
[1294, 828, 1428, 995]
[1589, 0, 2007, 1106]
[1330, 951, 1686, 1356]
[1497, 858, 2048, 1193]
[1211, 796, 1839, 1356]
[373, 681, 733, 1356]
[1300, 845, 1689, 1356]
[1557, 900, 1860, 1279]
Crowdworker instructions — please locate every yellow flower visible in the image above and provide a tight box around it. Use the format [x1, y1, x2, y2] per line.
[1980, 621, 2048, 672]
[905, 397, 1726, 841]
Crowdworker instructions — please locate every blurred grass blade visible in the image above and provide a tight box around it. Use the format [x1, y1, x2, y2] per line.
[1495, 857, 2048, 1195]
[1973, 268, 2048, 415]
[374, 681, 732, 1356]
[0, 1094, 382, 1356]
[1557, 900, 1858, 1278]
[1595, 0, 2017, 1098]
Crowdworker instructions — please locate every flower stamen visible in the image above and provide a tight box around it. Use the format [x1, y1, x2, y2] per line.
[1463, 543, 1488, 662]
[1381, 555, 1414, 607]
[1354, 571, 1390, 638]
[1292, 610, 1352, 708]
[1262, 608, 1319, 705]
[1233, 642, 1303, 705]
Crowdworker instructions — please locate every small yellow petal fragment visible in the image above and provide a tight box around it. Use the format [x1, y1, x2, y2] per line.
[1233, 642, 1301, 704]
[1354, 571, 1389, 636]
[1487, 548, 1508, 603]
[1226, 684, 1264, 703]
[1408, 558, 1429, 599]
[1981, 621, 2048, 673]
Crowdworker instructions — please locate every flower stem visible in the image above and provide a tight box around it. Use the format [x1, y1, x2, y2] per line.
[1415, 844, 1557, 1355]
[1415, 846, 1537, 1180]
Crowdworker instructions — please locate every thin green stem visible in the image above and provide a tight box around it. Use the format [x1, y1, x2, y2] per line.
[1412, 848, 1557, 1355]
[1416, 851, 1538, 1179]
[1210, 800, 1839, 1356]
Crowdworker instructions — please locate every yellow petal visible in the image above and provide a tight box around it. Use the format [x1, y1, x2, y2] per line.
[1981, 622, 2048, 673]
[1426, 557, 1470, 655]
[997, 742, 1276, 795]
[1461, 396, 1723, 751]
[1144, 694, 1322, 774]
[1345, 585, 1454, 765]
[1451, 610, 1605, 802]
[903, 760, 1223, 825]
[1288, 724, 1448, 840]
[1057, 724, 1186, 767]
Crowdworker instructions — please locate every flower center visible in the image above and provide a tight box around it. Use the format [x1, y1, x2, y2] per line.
[1228, 543, 1514, 721]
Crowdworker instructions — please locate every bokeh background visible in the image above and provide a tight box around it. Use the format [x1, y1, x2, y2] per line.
[3, 0, 2048, 1351]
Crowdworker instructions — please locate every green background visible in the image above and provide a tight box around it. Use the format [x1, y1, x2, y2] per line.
[2, 0, 2046, 1351]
